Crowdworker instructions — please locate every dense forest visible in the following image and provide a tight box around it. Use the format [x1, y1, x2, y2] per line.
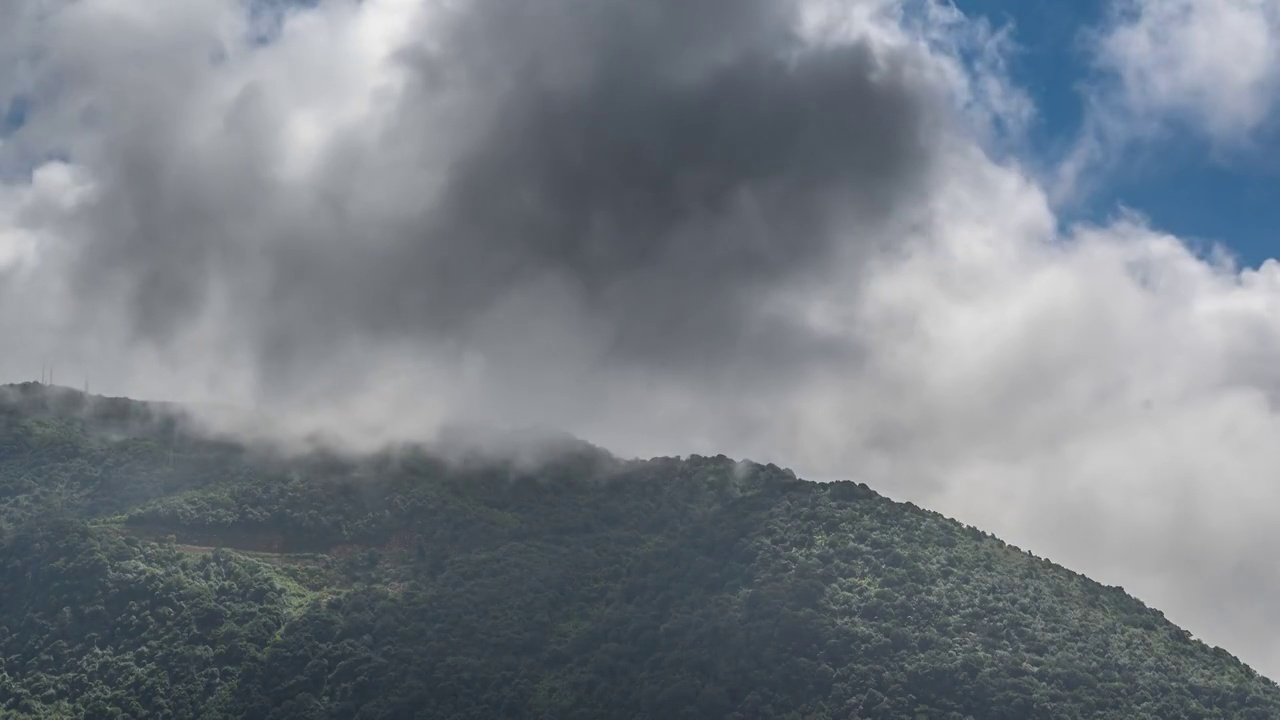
[1, 382, 1277, 719]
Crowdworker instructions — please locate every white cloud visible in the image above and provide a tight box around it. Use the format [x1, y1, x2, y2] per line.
[1057, 0, 1280, 200]
[3, 0, 1280, 683]
[1096, 0, 1280, 141]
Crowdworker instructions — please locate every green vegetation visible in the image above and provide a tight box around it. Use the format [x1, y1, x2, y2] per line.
[1, 383, 1278, 718]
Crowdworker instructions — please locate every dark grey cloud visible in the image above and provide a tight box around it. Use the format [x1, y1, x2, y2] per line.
[397, 2, 933, 364]
[40, 0, 941, 392]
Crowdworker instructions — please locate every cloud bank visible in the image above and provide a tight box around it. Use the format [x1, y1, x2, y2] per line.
[3, 0, 1280, 679]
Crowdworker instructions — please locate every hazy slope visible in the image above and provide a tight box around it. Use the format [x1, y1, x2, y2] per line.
[0, 385, 1277, 720]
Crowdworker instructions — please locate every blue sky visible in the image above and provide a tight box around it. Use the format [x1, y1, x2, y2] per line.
[958, 0, 1279, 269]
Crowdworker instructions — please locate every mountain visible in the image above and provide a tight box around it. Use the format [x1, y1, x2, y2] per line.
[0, 384, 1277, 719]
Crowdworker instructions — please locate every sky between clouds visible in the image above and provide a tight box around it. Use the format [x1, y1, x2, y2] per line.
[3, 0, 1280, 678]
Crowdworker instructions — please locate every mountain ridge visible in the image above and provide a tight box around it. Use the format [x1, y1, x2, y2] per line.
[0, 385, 1277, 719]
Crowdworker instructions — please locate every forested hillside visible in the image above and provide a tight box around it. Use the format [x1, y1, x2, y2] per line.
[0, 383, 1277, 719]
